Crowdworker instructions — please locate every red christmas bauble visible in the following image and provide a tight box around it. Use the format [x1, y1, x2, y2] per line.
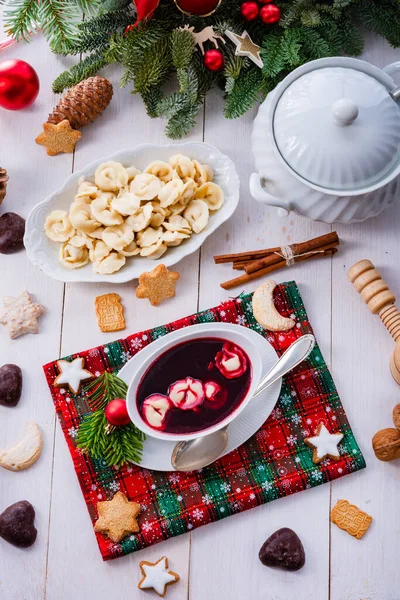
[240, 1, 259, 20]
[105, 399, 131, 427]
[259, 0, 274, 3]
[174, 0, 221, 16]
[203, 49, 224, 71]
[260, 3, 281, 23]
[0, 60, 39, 111]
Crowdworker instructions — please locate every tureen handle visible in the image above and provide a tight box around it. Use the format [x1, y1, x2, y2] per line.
[249, 173, 289, 217]
[383, 62, 400, 101]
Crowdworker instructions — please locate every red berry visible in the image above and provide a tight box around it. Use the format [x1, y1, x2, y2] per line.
[203, 49, 224, 71]
[260, 3, 281, 23]
[240, 1, 259, 20]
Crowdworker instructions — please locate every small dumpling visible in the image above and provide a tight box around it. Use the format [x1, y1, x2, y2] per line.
[192, 160, 214, 186]
[169, 154, 196, 180]
[163, 215, 191, 235]
[126, 165, 141, 182]
[69, 202, 100, 233]
[91, 194, 124, 227]
[93, 251, 126, 274]
[168, 201, 186, 216]
[87, 226, 105, 240]
[158, 178, 184, 208]
[195, 182, 224, 211]
[136, 227, 163, 248]
[149, 202, 167, 228]
[59, 242, 89, 269]
[89, 240, 111, 263]
[120, 240, 141, 257]
[111, 190, 141, 216]
[95, 161, 128, 192]
[144, 160, 174, 184]
[69, 230, 93, 249]
[75, 178, 98, 202]
[181, 178, 197, 205]
[139, 238, 167, 259]
[184, 200, 209, 234]
[162, 230, 190, 247]
[102, 223, 134, 252]
[129, 173, 162, 200]
[45, 210, 74, 242]
[126, 203, 153, 232]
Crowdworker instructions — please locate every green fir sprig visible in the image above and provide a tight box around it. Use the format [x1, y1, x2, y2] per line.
[76, 372, 145, 469]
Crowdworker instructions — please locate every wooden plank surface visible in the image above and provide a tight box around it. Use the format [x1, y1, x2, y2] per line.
[0, 20, 399, 600]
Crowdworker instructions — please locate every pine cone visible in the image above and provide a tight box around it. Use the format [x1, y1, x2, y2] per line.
[47, 76, 113, 130]
[0, 168, 9, 205]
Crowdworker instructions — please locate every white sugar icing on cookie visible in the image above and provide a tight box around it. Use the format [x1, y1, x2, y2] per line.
[139, 556, 179, 596]
[306, 424, 343, 460]
[54, 357, 94, 395]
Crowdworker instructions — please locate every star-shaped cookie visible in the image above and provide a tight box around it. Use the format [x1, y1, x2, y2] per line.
[0, 291, 44, 339]
[54, 357, 94, 395]
[94, 491, 141, 543]
[138, 556, 180, 597]
[35, 119, 82, 156]
[136, 264, 180, 306]
[305, 423, 344, 464]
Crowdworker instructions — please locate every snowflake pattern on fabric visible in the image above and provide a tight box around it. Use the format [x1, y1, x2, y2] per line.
[42, 282, 365, 561]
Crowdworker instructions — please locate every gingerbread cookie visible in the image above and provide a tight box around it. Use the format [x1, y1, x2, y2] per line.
[0, 422, 43, 471]
[94, 491, 140, 543]
[0, 501, 37, 547]
[35, 120, 82, 156]
[252, 281, 295, 331]
[304, 423, 343, 464]
[138, 556, 180, 597]
[0, 291, 44, 339]
[95, 293, 125, 332]
[54, 357, 94, 395]
[331, 500, 372, 540]
[136, 264, 180, 306]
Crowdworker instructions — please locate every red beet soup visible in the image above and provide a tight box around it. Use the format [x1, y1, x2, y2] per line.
[136, 337, 252, 435]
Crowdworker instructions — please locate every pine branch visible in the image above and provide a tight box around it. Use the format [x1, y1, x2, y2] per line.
[52, 48, 112, 92]
[76, 410, 109, 458]
[357, 0, 400, 47]
[3, 0, 39, 42]
[38, 0, 81, 54]
[223, 66, 263, 119]
[83, 371, 128, 412]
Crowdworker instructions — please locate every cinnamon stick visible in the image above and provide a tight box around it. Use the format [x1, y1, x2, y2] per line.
[245, 237, 339, 274]
[214, 247, 279, 264]
[220, 247, 337, 291]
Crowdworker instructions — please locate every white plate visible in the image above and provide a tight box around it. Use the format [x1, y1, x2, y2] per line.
[118, 324, 281, 471]
[24, 142, 240, 283]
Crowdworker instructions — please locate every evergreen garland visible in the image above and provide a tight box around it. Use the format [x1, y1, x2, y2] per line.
[3, 0, 400, 137]
[76, 372, 145, 469]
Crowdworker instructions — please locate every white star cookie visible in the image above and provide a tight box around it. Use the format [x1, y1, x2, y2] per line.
[138, 556, 180, 598]
[0, 291, 44, 339]
[54, 357, 94, 394]
[305, 423, 344, 464]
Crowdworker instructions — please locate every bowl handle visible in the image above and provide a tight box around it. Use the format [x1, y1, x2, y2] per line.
[383, 62, 400, 101]
[249, 173, 289, 217]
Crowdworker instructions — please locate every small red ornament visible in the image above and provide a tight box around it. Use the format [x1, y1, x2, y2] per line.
[259, 0, 274, 3]
[133, 0, 160, 24]
[0, 60, 39, 111]
[174, 0, 221, 16]
[240, 1, 259, 20]
[203, 49, 225, 71]
[105, 398, 131, 427]
[260, 3, 281, 23]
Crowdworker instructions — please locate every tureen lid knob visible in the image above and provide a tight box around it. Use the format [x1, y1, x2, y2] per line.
[332, 98, 359, 126]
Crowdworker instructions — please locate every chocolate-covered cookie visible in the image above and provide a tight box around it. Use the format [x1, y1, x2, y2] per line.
[0, 364, 22, 407]
[0, 212, 25, 254]
[259, 527, 305, 571]
[0, 501, 37, 547]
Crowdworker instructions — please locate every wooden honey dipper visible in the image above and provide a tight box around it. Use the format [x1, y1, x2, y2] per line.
[348, 259, 400, 384]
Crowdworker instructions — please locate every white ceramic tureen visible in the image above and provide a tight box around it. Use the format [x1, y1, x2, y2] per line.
[250, 57, 400, 223]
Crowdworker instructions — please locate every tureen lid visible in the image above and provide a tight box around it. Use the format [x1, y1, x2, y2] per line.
[272, 65, 400, 192]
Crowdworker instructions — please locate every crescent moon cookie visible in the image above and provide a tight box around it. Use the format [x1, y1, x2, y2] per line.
[94, 492, 141, 543]
[54, 357, 94, 395]
[0, 422, 43, 471]
[138, 556, 180, 598]
[252, 280, 295, 331]
[304, 423, 344, 464]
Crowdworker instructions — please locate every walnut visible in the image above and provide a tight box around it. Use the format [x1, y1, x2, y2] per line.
[392, 404, 400, 431]
[372, 428, 400, 462]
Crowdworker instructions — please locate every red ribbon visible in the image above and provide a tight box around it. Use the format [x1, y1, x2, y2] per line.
[133, 0, 160, 24]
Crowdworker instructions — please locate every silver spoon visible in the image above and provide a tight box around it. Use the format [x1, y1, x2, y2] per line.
[171, 334, 315, 472]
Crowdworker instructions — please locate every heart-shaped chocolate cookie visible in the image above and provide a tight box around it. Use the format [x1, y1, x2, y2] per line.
[259, 527, 305, 571]
[0, 364, 22, 407]
[0, 501, 37, 547]
[0, 212, 25, 254]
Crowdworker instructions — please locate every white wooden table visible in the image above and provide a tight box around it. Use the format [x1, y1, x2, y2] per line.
[1, 22, 399, 600]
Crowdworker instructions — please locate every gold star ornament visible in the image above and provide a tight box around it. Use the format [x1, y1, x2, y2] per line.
[225, 29, 263, 69]
[35, 119, 82, 156]
[94, 492, 141, 543]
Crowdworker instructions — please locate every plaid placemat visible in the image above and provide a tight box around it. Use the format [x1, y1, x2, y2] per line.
[43, 281, 365, 561]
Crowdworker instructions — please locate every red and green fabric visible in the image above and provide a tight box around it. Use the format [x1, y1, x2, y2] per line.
[43, 281, 365, 561]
